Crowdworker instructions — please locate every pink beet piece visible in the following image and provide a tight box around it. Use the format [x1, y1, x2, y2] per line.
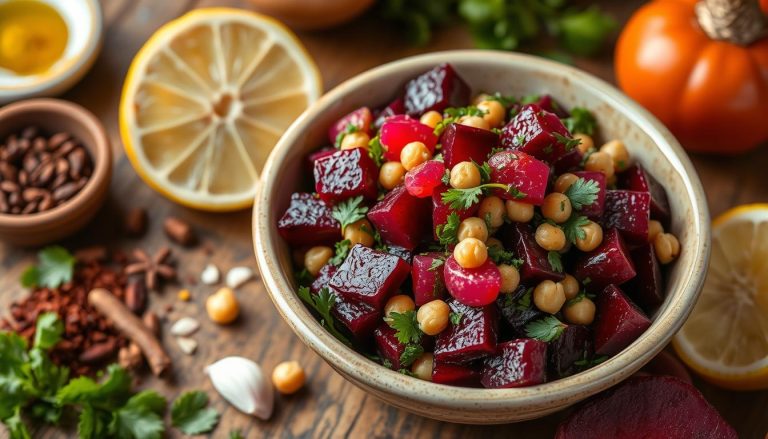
[432, 361, 482, 387]
[310, 264, 337, 294]
[380, 119, 438, 161]
[440, 123, 499, 169]
[328, 107, 373, 144]
[411, 252, 447, 306]
[603, 190, 651, 243]
[625, 243, 664, 313]
[618, 164, 671, 223]
[488, 150, 550, 205]
[443, 255, 501, 307]
[553, 148, 584, 174]
[314, 148, 378, 203]
[403, 63, 470, 116]
[573, 228, 636, 290]
[572, 171, 607, 219]
[434, 299, 498, 364]
[367, 184, 432, 250]
[306, 147, 336, 174]
[374, 323, 407, 370]
[555, 376, 736, 439]
[593, 285, 651, 356]
[278, 192, 340, 246]
[548, 324, 593, 379]
[532, 94, 569, 118]
[432, 185, 479, 240]
[500, 104, 573, 164]
[481, 339, 548, 389]
[405, 160, 446, 198]
[332, 293, 381, 343]
[373, 97, 406, 129]
[328, 245, 411, 308]
[505, 223, 565, 283]
[497, 285, 544, 336]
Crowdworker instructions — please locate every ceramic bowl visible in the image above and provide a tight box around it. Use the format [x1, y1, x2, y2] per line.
[0, 99, 111, 246]
[253, 51, 710, 424]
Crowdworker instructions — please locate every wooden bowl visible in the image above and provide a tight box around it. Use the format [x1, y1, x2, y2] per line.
[253, 51, 710, 423]
[0, 99, 111, 246]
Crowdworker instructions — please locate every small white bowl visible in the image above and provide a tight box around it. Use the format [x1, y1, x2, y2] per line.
[0, 0, 103, 104]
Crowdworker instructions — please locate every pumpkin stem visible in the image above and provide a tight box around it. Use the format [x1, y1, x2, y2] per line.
[696, 0, 767, 45]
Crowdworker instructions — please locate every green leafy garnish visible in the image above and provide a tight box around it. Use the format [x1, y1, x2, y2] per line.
[371, 227, 389, 252]
[441, 183, 525, 210]
[435, 212, 461, 246]
[487, 246, 523, 268]
[382, 359, 393, 369]
[368, 135, 385, 167]
[548, 251, 563, 273]
[552, 132, 581, 151]
[509, 287, 533, 311]
[428, 257, 446, 272]
[561, 214, 590, 245]
[565, 178, 599, 211]
[399, 344, 424, 367]
[329, 240, 352, 266]
[334, 124, 359, 148]
[574, 354, 609, 368]
[525, 316, 566, 342]
[398, 368, 416, 377]
[387, 310, 422, 345]
[20, 246, 76, 289]
[331, 196, 368, 233]
[449, 312, 463, 325]
[171, 391, 220, 435]
[486, 92, 517, 107]
[295, 268, 313, 287]
[561, 107, 597, 136]
[474, 161, 492, 183]
[297, 287, 352, 347]
[229, 430, 246, 439]
[556, 6, 618, 57]
[434, 106, 487, 135]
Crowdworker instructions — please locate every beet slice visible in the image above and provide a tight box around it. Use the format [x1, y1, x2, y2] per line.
[380, 119, 437, 162]
[500, 104, 573, 164]
[603, 190, 651, 243]
[374, 323, 407, 370]
[553, 148, 584, 175]
[432, 184, 480, 240]
[310, 264, 337, 294]
[277, 192, 340, 246]
[405, 160, 446, 198]
[625, 243, 664, 312]
[367, 184, 432, 250]
[593, 285, 651, 356]
[573, 228, 636, 290]
[432, 361, 482, 387]
[434, 299, 498, 364]
[443, 255, 501, 307]
[332, 293, 381, 343]
[487, 150, 550, 205]
[572, 171, 606, 219]
[328, 106, 373, 144]
[555, 376, 736, 439]
[440, 123, 499, 169]
[504, 223, 565, 283]
[403, 63, 470, 116]
[373, 96, 406, 129]
[314, 148, 378, 203]
[328, 245, 411, 309]
[618, 164, 671, 223]
[306, 147, 336, 174]
[411, 252, 447, 306]
[497, 285, 543, 336]
[481, 339, 548, 388]
[548, 324, 593, 379]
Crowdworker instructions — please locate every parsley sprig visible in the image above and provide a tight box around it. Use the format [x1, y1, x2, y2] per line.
[433, 106, 487, 136]
[171, 391, 220, 435]
[329, 240, 352, 266]
[297, 286, 352, 347]
[553, 132, 581, 151]
[387, 310, 422, 345]
[561, 214, 591, 245]
[547, 251, 563, 273]
[435, 212, 461, 246]
[565, 177, 599, 211]
[488, 246, 523, 267]
[334, 124, 359, 148]
[525, 316, 567, 342]
[20, 246, 75, 289]
[399, 344, 424, 368]
[331, 196, 368, 232]
[442, 183, 526, 210]
[561, 107, 597, 136]
[368, 135, 385, 167]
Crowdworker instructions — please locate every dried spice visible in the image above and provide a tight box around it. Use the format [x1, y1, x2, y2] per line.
[125, 246, 176, 291]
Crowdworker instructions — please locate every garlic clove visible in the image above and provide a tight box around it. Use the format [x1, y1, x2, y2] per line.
[201, 263, 221, 285]
[205, 356, 274, 420]
[170, 316, 200, 336]
[176, 336, 198, 355]
[226, 266, 254, 289]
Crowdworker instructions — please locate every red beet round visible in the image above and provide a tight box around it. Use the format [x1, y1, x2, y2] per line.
[379, 119, 437, 161]
[405, 160, 446, 198]
[328, 106, 372, 144]
[488, 150, 550, 205]
[443, 256, 502, 307]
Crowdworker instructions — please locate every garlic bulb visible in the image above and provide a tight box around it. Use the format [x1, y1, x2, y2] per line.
[205, 356, 274, 420]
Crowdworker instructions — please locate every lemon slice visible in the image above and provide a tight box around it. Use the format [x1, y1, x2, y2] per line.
[120, 8, 321, 211]
[673, 204, 768, 390]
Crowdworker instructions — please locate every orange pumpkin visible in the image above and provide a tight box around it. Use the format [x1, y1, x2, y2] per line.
[615, 0, 768, 154]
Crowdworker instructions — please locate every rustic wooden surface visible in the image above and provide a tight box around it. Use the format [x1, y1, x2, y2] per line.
[1, 0, 767, 437]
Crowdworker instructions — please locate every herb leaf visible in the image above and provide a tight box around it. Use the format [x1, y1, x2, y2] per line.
[33, 312, 63, 350]
[368, 135, 385, 167]
[487, 246, 523, 268]
[525, 316, 566, 342]
[561, 214, 590, 245]
[334, 124, 359, 148]
[434, 105, 487, 135]
[562, 107, 597, 136]
[110, 391, 166, 439]
[387, 310, 422, 345]
[475, 161, 492, 183]
[565, 178, 599, 211]
[548, 251, 563, 273]
[428, 257, 445, 272]
[329, 240, 351, 266]
[435, 212, 461, 246]
[449, 312, 463, 325]
[399, 344, 424, 367]
[553, 132, 581, 151]
[20, 246, 75, 289]
[331, 196, 368, 233]
[441, 183, 524, 210]
[297, 287, 352, 347]
[171, 391, 219, 435]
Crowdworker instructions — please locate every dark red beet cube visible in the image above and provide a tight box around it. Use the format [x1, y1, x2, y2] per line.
[404, 63, 470, 116]
[625, 244, 664, 312]
[386, 245, 413, 264]
[443, 255, 501, 307]
[278, 192, 340, 246]
[332, 293, 381, 343]
[374, 97, 406, 129]
[379, 119, 437, 161]
[593, 285, 651, 356]
[488, 150, 550, 205]
[411, 253, 447, 306]
[328, 106, 373, 144]
[572, 171, 607, 219]
[310, 264, 337, 294]
[367, 184, 432, 250]
[314, 148, 378, 203]
[329, 245, 411, 308]
[306, 147, 336, 174]
[532, 94, 569, 118]
[555, 376, 737, 439]
[497, 285, 543, 336]
[374, 323, 407, 370]
[432, 361, 482, 387]
[618, 164, 671, 223]
[440, 123, 499, 169]
[504, 223, 565, 283]
[434, 299, 498, 364]
[405, 160, 445, 198]
[432, 185, 479, 240]
[603, 190, 651, 243]
[500, 104, 573, 164]
[481, 339, 548, 389]
[573, 228, 636, 290]
[548, 324, 593, 379]
[553, 148, 584, 175]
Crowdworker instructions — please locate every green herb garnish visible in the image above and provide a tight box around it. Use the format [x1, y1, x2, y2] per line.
[435, 212, 461, 246]
[171, 391, 220, 435]
[297, 287, 352, 347]
[334, 124, 359, 148]
[399, 344, 424, 367]
[368, 135, 385, 167]
[553, 132, 581, 151]
[20, 246, 76, 289]
[387, 310, 422, 345]
[562, 107, 597, 136]
[449, 312, 463, 325]
[331, 196, 368, 233]
[547, 251, 563, 273]
[565, 177, 599, 211]
[525, 316, 566, 342]
[441, 183, 525, 210]
[487, 245, 523, 268]
[329, 240, 352, 266]
[561, 214, 591, 245]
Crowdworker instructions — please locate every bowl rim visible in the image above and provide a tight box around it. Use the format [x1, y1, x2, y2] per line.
[254, 50, 711, 411]
[0, 98, 111, 227]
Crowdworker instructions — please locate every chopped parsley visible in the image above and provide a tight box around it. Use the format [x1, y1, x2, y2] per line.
[331, 196, 368, 232]
[435, 212, 461, 246]
[487, 245, 523, 268]
[297, 286, 352, 347]
[553, 132, 581, 151]
[548, 251, 563, 273]
[565, 177, 600, 210]
[561, 214, 591, 245]
[561, 107, 597, 136]
[334, 124, 359, 148]
[441, 183, 526, 210]
[387, 310, 422, 345]
[399, 344, 424, 367]
[449, 312, 463, 325]
[525, 316, 566, 342]
[368, 135, 385, 167]
[329, 240, 351, 266]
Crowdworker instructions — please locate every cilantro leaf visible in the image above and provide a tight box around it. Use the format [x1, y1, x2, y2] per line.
[428, 257, 445, 272]
[565, 178, 599, 211]
[329, 240, 351, 266]
[561, 107, 597, 136]
[474, 161, 492, 183]
[331, 196, 368, 233]
[171, 391, 219, 435]
[552, 132, 581, 151]
[229, 430, 246, 439]
[525, 316, 566, 342]
[435, 212, 461, 246]
[398, 368, 416, 377]
[561, 214, 590, 245]
[387, 310, 422, 345]
[449, 312, 463, 325]
[33, 312, 62, 350]
[547, 251, 563, 273]
[486, 92, 517, 107]
[487, 246, 523, 268]
[441, 183, 526, 210]
[434, 106, 487, 135]
[368, 135, 385, 167]
[574, 354, 609, 368]
[20, 246, 75, 289]
[399, 344, 424, 367]
[110, 391, 167, 439]
[334, 124, 359, 148]
[297, 287, 352, 347]
[5, 407, 30, 439]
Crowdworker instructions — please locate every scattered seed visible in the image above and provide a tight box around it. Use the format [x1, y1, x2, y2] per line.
[200, 263, 221, 285]
[170, 316, 200, 337]
[176, 336, 198, 355]
[226, 266, 254, 289]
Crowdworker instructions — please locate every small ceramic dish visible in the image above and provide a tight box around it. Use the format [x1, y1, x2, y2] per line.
[0, 98, 111, 246]
[253, 51, 710, 424]
[0, 0, 103, 104]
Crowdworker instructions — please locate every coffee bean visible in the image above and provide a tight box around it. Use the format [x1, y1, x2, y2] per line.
[55, 157, 69, 175]
[0, 162, 17, 181]
[48, 132, 70, 150]
[164, 216, 196, 246]
[0, 191, 8, 213]
[34, 162, 54, 186]
[51, 172, 67, 190]
[68, 147, 86, 178]
[22, 187, 45, 202]
[21, 126, 38, 140]
[0, 180, 19, 193]
[38, 194, 53, 212]
[17, 170, 28, 186]
[33, 137, 46, 152]
[7, 191, 20, 207]
[22, 154, 38, 173]
[21, 201, 37, 214]
[124, 207, 148, 237]
[10, 206, 20, 214]
[57, 140, 76, 157]
[125, 280, 147, 314]
[52, 182, 78, 202]
[78, 339, 118, 364]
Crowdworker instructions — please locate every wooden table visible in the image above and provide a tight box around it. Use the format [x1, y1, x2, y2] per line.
[1, 0, 766, 437]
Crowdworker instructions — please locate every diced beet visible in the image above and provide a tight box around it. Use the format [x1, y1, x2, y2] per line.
[310, 264, 337, 294]
[306, 147, 336, 174]
[548, 324, 592, 379]
[573, 228, 636, 290]
[625, 244, 664, 312]
[533, 94, 569, 118]
[497, 285, 543, 336]
[411, 253, 447, 306]
[432, 185, 479, 240]
[488, 150, 550, 205]
[332, 294, 381, 343]
[379, 119, 438, 161]
[500, 104, 573, 164]
[572, 171, 607, 219]
[403, 63, 470, 116]
[552, 148, 584, 174]
[314, 148, 378, 203]
[481, 339, 548, 388]
[374, 97, 406, 129]
[374, 323, 406, 370]
[603, 190, 651, 243]
[367, 184, 432, 250]
[555, 376, 737, 439]
[405, 160, 446, 198]
[440, 123, 499, 169]
[386, 245, 413, 264]
[504, 223, 565, 283]
[593, 285, 651, 356]
[432, 361, 482, 387]
[434, 299, 498, 364]
[618, 164, 671, 223]
[328, 107, 373, 144]
[329, 245, 411, 308]
[278, 193, 340, 246]
[443, 256, 501, 307]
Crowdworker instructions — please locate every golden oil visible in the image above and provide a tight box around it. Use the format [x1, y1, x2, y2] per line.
[0, 0, 68, 75]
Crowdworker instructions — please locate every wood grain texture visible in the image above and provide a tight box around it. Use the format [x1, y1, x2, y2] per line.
[0, 0, 766, 437]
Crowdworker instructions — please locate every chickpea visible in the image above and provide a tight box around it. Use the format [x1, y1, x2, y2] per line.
[533, 280, 566, 314]
[379, 161, 406, 190]
[411, 353, 434, 381]
[344, 218, 375, 247]
[453, 237, 488, 269]
[560, 274, 580, 300]
[535, 223, 566, 251]
[472, 93, 492, 105]
[419, 110, 443, 128]
[458, 115, 490, 131]
[584, 151, 615, 179]
[417, 300, 451, 335]
[554, 173, 579, 194]
[648, 219, 663, 242]
[450, 161, 481, 189]
[505, 200, 535, 223]
[206, 287, 240, 324]
[541, 193, 572, 224]
[478, 196, 505, 228]
[574, 133, 595, 155]
[400, 141, 431, 171]
[340, 131, 370, 150]
[498, 264, 521, 293]
[654, 233, 680, 264]
[384, 294, 416, 318]
[486, 237, 503, 249]
[458, 217, 489, 242]
[575, 221, 603, 252]
[304, 246, 333, 276]
[600, 140, 630, 171]
[272, 361, 306, 394]
[564, 297, 596, 325]
[477, 100, 505, 128]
